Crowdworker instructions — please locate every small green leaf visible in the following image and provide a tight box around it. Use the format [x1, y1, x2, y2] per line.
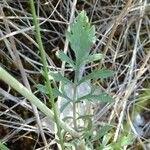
[79, 69, 114, 84]
[85, 53, 104, 63]
[0, 142, 10, 150]
[77, 93, 113, 103]
[52, 88, 65, 98]
[89, 93, 113, 103]
[56, 50, 75, 68]
[118, 134, 134, 147]
[102, 133, 113, 146]
[92, 125, 112, 142]
[99, 143, 115, 150]
[82, 118, 93, 138]
[49, 71, 72, 85]
[35, 84, 49, 94]
[35, 84, 70, 99]
[60, 100, 71, 112]
[109, 133, 134, 149]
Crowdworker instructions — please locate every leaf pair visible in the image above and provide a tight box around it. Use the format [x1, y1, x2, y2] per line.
[56, 50, 104, 70]
[48, 68, 113, 86]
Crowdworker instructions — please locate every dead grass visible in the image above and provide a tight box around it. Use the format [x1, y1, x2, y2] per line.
[0, 0, 150, 149]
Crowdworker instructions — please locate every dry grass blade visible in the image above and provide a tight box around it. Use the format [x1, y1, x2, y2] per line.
[0, 0, 150, 149]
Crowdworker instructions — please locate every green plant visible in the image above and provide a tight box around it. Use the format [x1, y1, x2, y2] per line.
[0, 142, 10, 150]
[37, 11, 114, 149]
[56, 10, 113, 129]
[96, 132, 134, 150]
[0, 9, 114, 150]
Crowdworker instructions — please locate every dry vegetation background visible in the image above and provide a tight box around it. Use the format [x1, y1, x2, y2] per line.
[0, 0, 150, 149]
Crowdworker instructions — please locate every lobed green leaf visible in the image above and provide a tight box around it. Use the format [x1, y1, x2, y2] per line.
[66, 10, 96, 66]
[56, 50, 75, 68]
[49, 71, 72, 85]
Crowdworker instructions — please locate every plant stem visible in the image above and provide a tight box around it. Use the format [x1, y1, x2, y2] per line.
[0, 67, 80, 138]
[73, 85, 77, 130]
[73, 65, 80, 130]
[29, 0, 64, 149]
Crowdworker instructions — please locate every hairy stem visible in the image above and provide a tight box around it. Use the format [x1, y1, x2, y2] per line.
[29, 0, 64, 148]
[0, 66, 80, 138]
[73, 85, 77, 130]
[73, 65, 80, 130]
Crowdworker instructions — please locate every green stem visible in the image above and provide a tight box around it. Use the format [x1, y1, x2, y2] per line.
[0, 67, 80, 138]
[73, 85, 77, 130]
[29, 1, 64, 149]
[73, 65, 80, 130]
